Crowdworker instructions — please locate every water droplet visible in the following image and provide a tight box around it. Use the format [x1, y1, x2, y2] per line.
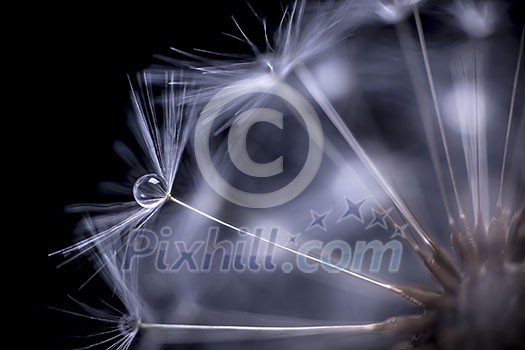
[133, 174, 168, 209]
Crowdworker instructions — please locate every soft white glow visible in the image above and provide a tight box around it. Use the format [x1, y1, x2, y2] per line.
[312, 57, 355, 101]
[376, 0, 424, 24]
[444, 82, 487, 136]
[452, 0, 497, 38]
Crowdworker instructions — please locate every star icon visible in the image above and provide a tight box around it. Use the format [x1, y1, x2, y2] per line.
[339, 197, 366, 223]
[391, 224, 408, 239]
[366, 207, 392, 230]
[287, 232, 300, 245]
[306, 210, 330, 232]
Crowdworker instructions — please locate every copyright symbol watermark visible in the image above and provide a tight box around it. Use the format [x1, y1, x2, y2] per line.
[194, 76, 324, 208]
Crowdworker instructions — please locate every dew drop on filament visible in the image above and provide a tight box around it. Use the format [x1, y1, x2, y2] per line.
[133, 174, 169, 209]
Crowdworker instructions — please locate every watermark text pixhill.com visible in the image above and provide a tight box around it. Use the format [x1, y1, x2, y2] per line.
[123, 226, 403, 274]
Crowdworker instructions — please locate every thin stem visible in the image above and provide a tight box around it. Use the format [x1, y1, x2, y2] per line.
[394, 20, 456, 228]
[498, 25, 525, 207]
[505, 108, 525, 211]
[140, 322, 381, 333]
[412, 7, 466, 225]
[138, 313, 433, 341]
[167, 195, 420, 305]
[474, 52, 482, 226]
[137, 321, 379, 343]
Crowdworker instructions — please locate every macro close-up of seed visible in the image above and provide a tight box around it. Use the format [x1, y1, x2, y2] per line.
[43, 1, 524, 349]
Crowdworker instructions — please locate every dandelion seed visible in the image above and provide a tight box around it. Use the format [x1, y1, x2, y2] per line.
[51, 73, 192, 259]
[53, 221, 148, 350]
[158, 0, 366, 116]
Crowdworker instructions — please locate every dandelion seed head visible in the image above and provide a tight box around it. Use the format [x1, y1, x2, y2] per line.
[451, 0, 497, 38]
[133, 173, 169, 209]
[56, 1, 525, 349]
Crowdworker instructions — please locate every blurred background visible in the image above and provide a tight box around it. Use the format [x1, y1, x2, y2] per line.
[38, 1, 523, 349]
